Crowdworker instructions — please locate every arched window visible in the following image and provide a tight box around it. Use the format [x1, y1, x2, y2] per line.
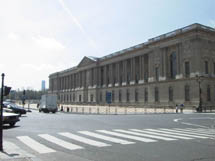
[169, 87, 173, 101]
[170, 52, 177, 79]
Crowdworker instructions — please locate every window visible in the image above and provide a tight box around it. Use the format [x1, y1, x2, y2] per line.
[79, 95, 82, 102]
[185, 85, 190, 101]
[119, 90, 122, 102]
[170, 52, 177, 79]
[155, 67, 159, 81]
[126, 89, 130, 102]
[112, 90, 115, 102]
[70, 94, 72, 102]
[214, 63, 215, 75]
[207, 85, 211, 101]
[169, 87, 173, 102]
[100, 67, 104, 86]
[155, 87, 159, 102]
[185, 61, 190, 78]
[144, 88, 148, 102]
[205, 61, 208, 74]
[100, 92, 103, 102]
[90, 94, 94, 102]
[73, 94, 75, 102]
[135, 89, 138, 102]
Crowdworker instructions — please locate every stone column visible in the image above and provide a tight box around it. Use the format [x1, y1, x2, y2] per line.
[122, 60, 127, 86]
[103, 66, 107, 87]
[93, 67, 97, 87]
[131, 58, 135, 85]
[109, 64, 113, 87]
[115, 62, 119, 86]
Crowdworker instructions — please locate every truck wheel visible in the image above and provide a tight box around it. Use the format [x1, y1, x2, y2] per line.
[39, 109, 41, 112]
[9, 123, 15, 127]
[52, 111, 56, 113]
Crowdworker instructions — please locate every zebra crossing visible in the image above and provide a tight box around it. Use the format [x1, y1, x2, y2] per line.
[6, 128, 215, 155]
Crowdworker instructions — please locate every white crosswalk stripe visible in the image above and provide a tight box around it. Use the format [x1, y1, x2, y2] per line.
[130, 129, 193, 139]
[158, 129, 209, 139]
[39, 134, 83, 151]
[59, 132, 111, 147]
[17, 136, 56, 154]
[168, 129, 214, 137]
[184, 128, 215, 134]
[79, 131, 135, 145]
[12, 128, 214, 155]
[97, 130, 157, 142]
[115, 129, 177, 141]
[174, 128, 215, 135]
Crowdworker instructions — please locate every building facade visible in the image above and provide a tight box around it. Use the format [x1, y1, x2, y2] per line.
[41, 80, 46, 91]
[49, 23, 215, 108]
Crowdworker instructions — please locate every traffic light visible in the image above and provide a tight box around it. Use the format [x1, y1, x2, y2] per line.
[3, 86, 11, 96]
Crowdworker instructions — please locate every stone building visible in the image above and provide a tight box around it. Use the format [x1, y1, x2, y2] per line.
[49, 23, 215, 108]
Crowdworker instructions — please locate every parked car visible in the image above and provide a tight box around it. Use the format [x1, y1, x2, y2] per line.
[3, 102, 26, 115]
[3, 109, 20, 127]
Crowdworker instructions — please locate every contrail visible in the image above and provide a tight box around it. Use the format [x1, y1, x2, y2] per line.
[58, 0, 99, 53]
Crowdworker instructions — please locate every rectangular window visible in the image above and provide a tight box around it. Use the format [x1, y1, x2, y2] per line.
[79, 95, 82, 102]
[214, 63, 215, 75]
[185, 61, 190, 78]
[207, 85, 211, 101]
[126, 89, 130, 102]
[144, 88, 148, 102]
[135, 89, 138, 102]
[155, 87, 159, 102]
[185, 85, 190, 101]
[112, 90, 115, 102]
[155, 67, 159, 81]
[205, 61, 209, 74]
[119, 90, 121, 102]
[100, 92, 103, 102]
[90, 94, 94, 102]
[169, 87, 173, 102]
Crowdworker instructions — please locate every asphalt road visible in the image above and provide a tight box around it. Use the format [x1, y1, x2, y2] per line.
[1, 110, 215, 161]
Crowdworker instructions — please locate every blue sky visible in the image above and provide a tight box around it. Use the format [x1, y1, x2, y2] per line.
[0, 0, 214, 90]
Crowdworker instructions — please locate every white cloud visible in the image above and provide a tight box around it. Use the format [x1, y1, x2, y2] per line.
[32, 35, 65, 51]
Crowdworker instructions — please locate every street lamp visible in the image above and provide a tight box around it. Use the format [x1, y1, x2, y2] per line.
[195, 75, 204, 112]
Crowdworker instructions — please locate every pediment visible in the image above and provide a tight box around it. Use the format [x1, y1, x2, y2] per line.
[77, 56, 97, 67]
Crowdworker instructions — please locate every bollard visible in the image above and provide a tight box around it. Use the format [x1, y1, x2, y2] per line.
[135, 107, 137, 114]
[164, 107, 166, 113]
[106, 107, 108, 115]
[82, 107, 84, 114]
[76, 107, 78, 113]
[71, 107, 73, 113]
[89, 107, 91, 114]
[125, 107, 127, 115]
[97, 108, 99, 114]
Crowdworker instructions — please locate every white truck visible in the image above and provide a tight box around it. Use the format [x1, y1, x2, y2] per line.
[39, 94, 58, 113]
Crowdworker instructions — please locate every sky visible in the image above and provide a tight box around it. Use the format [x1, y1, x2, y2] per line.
[0, 0, 214, 91]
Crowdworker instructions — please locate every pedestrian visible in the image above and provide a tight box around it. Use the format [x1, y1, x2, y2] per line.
[175, 104, 178, 113]
[180, 104, 184, 113]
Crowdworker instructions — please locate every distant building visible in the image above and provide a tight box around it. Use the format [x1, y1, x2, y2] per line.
[41, 80, 46, 91]
[49, 23, 215, 108]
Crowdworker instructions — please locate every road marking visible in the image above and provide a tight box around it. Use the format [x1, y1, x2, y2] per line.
[159, 129, 209, 138]
[17, 136, 56, 154]
[180, 122, 209, 128]
[79, 131, 135, 145]
[118, 129, 176, 141]
[183, 128, 215, 134]
[59, 132, 111, 147]
[173, 118, 182, 122]
[130, 129, 193, 140]
[39, 134, 83, 151]
[148, 129, 207, 139]
[172, 128, 214, 137]
[97, 130, 157, 142]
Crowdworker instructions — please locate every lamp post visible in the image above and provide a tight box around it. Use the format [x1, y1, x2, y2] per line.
[196, 75, 204, 112]
[0, 73, 5, 151]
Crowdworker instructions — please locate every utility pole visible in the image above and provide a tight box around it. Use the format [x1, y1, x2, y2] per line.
[0, 73, 5, 151]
